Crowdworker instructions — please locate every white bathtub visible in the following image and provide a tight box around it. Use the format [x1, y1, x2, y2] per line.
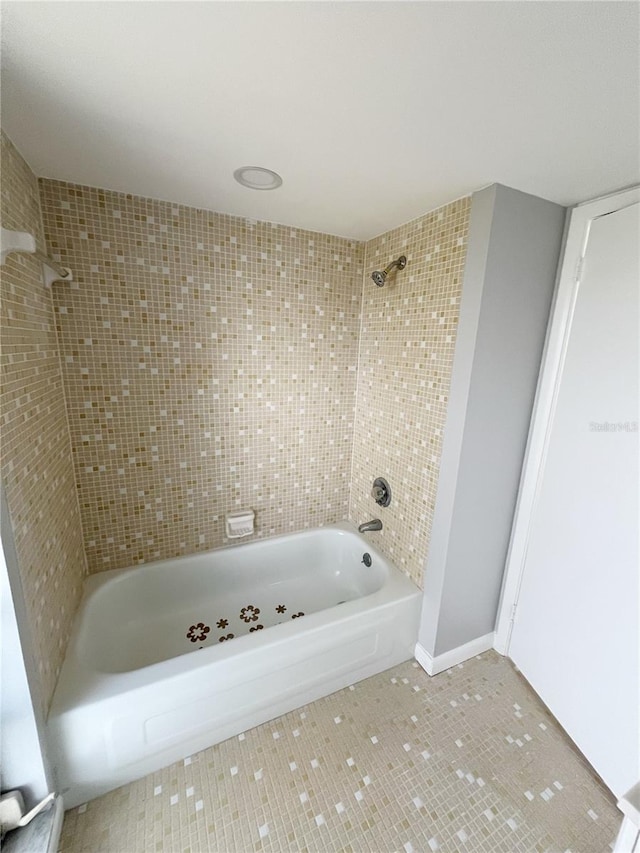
[47, 523, 421, 807]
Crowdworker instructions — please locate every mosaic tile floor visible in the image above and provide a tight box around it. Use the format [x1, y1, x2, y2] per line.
[59, 652, 620, 853]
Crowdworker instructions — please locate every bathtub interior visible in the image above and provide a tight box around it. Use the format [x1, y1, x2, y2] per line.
[77, 528, 388, 674]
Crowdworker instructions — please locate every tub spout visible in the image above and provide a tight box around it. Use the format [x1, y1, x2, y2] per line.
[358, 519, 382, 533]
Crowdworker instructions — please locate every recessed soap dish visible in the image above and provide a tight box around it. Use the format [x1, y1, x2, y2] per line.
[226, 510, 255, 539]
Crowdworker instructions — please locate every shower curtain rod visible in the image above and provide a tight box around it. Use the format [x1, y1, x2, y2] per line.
[0, 227, 73, 287]
[29, 247, 71, 279]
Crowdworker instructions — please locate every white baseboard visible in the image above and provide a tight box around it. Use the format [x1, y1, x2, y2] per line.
[49, 794, 64, 853]
[414, 632, 495, 676]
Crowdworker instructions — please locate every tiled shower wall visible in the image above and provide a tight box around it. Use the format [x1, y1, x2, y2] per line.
[37, 178, 469, 586]
[39, 180, 363, 571]
[0, 133, 88, 713]
[350, 198, 471, 586]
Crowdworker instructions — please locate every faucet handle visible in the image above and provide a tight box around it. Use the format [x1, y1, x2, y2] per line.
[371, 477, 391, 507]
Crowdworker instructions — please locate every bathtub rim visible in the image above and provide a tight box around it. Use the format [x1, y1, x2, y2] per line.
[79, 521, 383, 597]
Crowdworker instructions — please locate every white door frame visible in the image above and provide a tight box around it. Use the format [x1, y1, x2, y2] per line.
[494, 185, 640, 655]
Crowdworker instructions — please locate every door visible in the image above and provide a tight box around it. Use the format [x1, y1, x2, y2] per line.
[501, 191, 639, 798]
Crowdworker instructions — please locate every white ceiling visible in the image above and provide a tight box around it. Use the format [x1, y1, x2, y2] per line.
[2, 1, 639, 240]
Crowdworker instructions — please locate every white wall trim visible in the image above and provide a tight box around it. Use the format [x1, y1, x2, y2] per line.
[494, 185, 640, 655]
[414, 633, 495, 676]
[1, 483, 52, 804]
[613, 781, 640, 853]
[48, 794, 65, 853]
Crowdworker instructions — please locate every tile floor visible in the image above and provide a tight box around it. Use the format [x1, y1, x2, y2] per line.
[59, 652, 620, 853]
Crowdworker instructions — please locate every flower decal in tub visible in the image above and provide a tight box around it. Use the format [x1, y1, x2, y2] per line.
[183, 604, 307, 648]
[240, 605, 260, 623]
[186, 623, 210, 643]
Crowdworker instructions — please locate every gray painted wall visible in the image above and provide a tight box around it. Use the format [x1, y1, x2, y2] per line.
[419, 184, 567, 657]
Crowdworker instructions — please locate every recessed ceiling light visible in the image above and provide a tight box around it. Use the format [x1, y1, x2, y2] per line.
[233, 166, 283, 191]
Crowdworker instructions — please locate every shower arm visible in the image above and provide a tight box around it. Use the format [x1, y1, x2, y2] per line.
[371, 255, 407, 286]
[382, 256, 407, 276]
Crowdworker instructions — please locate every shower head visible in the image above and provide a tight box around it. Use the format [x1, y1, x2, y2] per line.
[371, 255, 407, 287]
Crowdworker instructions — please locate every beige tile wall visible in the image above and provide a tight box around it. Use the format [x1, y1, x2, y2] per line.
[350, 198, 471, 586]
[39, 180, 363, 571]
[0, 133, 88, 712]
[36, 177, 468, 587]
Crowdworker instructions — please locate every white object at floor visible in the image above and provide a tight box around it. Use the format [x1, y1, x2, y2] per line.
[1, 794, 63, 853]
[0, 791, 56, 838]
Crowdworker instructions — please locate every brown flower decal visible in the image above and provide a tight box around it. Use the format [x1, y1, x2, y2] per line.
[250, 624, 264, 632]
[240, 605, 260, 623]
[291, 612, 305, 619]
[216, 618, 229, 629]
[186, 623, 210, 643]
[276, 604, 287, 614]
[219, 633, 234, 642]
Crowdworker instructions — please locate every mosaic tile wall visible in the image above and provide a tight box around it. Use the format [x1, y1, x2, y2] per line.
[0, 133, 88, 713]
[60, 653, 620, 853]
[350, 198, 471, 586]
[39, 180, 363, 571]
